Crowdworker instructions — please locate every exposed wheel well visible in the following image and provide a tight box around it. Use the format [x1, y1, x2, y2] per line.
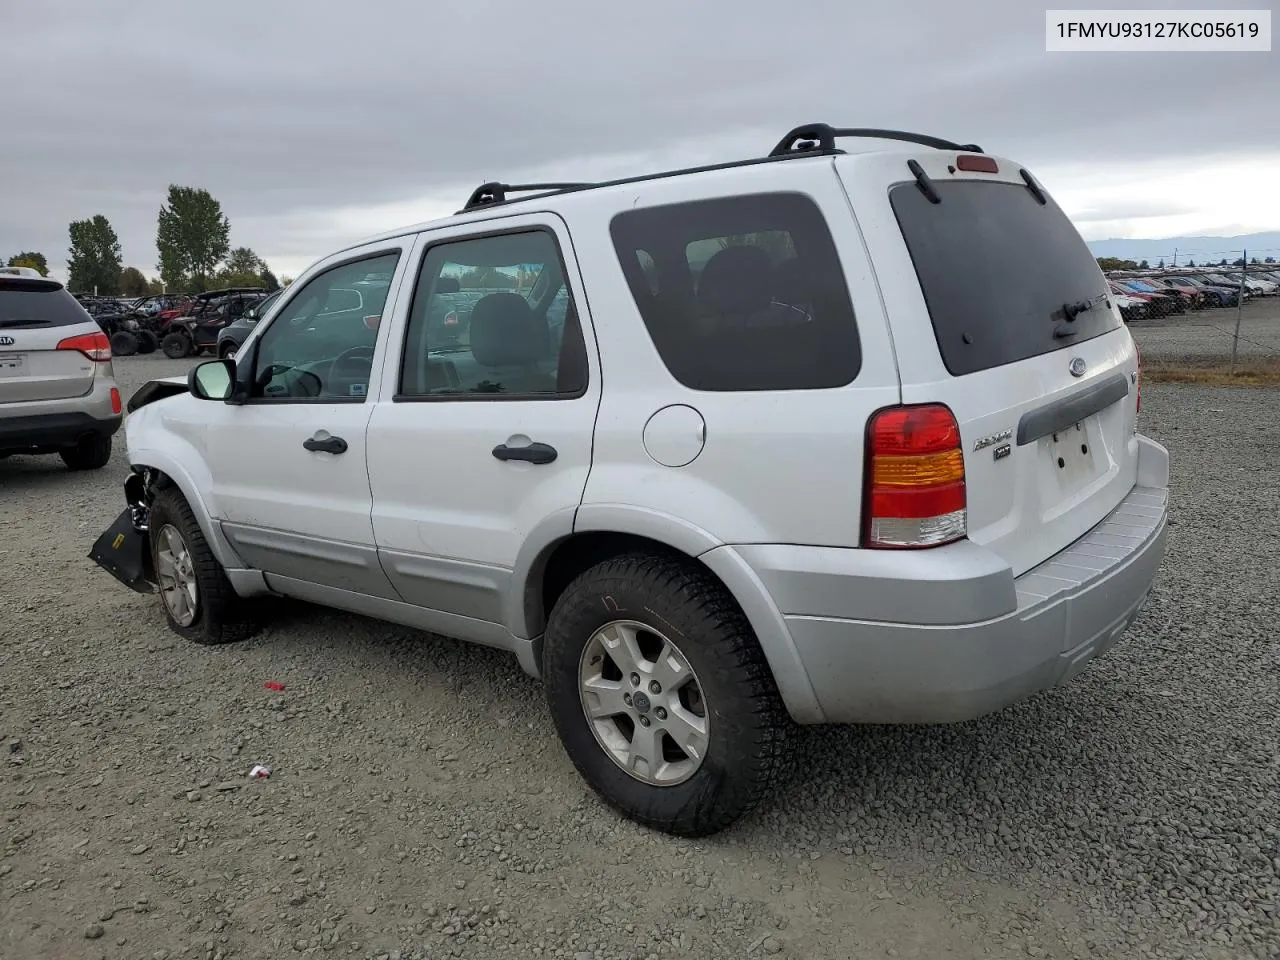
[527, 531, 718, 649]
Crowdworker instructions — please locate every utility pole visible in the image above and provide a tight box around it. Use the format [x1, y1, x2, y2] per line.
[1231, 249, 1245, 373]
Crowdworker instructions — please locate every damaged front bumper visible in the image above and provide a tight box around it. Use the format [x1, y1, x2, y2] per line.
[87, 472, 154, 594]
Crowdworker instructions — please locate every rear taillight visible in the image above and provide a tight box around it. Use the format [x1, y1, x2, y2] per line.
[110, 387, 122, 415]
[864, 404, 967, 549]
[56, 331, 111, 361]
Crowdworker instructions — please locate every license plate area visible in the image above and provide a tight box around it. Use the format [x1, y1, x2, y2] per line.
[1044, 419, 1102, 495]
[0, 354, 26, 377]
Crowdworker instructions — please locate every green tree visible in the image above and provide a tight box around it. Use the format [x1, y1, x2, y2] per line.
[214, 246, 269, 288]
[1219, 258, 1228, 266]
[1097, 257, 1138, 272]
[67, 215, 123, 294]
[259, 267, 280, 291]
[6, 251, 49, 276]
[146, 277, 166, 295]
[119, 266, 149, 297]
[1186, 259, 1196, 267]
[156, 185, 230, 291]
[280, 276, 294, 288]
[1138, 259, 1150, 270]
[1265, 257, 1276, 264]
[1157, 259, 1165, 269]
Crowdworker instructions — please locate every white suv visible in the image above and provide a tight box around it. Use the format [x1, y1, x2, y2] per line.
[1, 266, 123, 468]
[93, 124, 1170, 836]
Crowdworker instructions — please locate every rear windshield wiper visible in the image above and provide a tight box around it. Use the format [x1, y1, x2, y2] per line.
[0, 318, 53, 328]
[1061, 293, 1108, 322]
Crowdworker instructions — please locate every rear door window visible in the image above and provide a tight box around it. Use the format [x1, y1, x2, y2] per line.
[0, 280, 94, 328]
[609, 192, 861, 391]
[890, 180, 1122, 377]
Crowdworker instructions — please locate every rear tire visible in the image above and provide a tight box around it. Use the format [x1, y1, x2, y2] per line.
[136, 330, 158, 354]
[161, 332, 191, 359]
[109, 331, 138, 357]
[148, 488, 260, 645]
[542, 552, 790, 837]
[60, 433, 112, 471]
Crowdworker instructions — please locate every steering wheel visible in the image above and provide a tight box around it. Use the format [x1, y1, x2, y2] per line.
[328, 345, 375, 397]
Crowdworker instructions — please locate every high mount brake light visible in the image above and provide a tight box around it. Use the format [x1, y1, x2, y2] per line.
[956, 154, 999, 174]
[864, 404, 967, 549]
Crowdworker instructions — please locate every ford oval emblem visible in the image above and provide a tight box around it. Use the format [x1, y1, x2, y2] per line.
[1069, 357, 1087, 378]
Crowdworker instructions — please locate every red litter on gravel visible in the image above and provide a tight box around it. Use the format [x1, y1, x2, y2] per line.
[248, 765, 271, 780]
[263, 682, 285, 692]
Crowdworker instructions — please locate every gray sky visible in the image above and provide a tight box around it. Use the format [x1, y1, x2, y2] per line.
[2, 0, 1276, 281]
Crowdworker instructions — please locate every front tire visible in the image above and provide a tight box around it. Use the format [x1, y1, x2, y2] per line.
[161, 332, 191, 359]
[542, 553, 789, 837]
[59, 433, 112, 470]
[136, 330, 158, 354]
[148, 488, 260, 645]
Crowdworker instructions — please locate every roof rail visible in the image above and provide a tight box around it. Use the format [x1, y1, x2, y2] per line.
[769, 123, 984, 157]
[461, 181, 595, 212]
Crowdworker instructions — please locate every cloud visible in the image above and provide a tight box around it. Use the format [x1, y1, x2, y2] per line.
[2, 0, 1277, 280]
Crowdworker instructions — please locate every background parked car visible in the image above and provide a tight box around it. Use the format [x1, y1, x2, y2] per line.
[216, 290, 281, 358]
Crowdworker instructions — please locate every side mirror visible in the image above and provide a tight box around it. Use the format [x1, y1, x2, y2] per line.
[188, 359, 235, 401]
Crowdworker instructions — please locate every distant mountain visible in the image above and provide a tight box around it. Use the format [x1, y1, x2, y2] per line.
[1085, 232, 1280, 266]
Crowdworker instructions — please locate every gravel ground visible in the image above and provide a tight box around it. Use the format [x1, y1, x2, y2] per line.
[1127, 295, 1280, 362]
[2, 348, 1278, 960]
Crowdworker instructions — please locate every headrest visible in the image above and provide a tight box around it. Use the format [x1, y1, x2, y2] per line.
[697, 245, 774, 316]
[469, 292, 549, 367]
[435, 276, 460, 294]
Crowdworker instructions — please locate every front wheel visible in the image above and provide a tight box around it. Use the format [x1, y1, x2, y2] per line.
[148, 488, 260, 645]
[161, 332, 191, 359]
[136, 330, 158, 354]
[542, 553, 790, 837]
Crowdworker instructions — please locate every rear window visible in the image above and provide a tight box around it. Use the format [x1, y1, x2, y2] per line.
[0, 280, 93, 328]
[609, 192, 861, 392]
[890, 179, 1122, 377]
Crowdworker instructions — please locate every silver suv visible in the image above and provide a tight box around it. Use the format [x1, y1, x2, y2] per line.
[93, 124, 1170, 836]
[0, 267, 122, 469]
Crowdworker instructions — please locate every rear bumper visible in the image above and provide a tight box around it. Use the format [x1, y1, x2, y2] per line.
[733, 435, 1170, 725]
[0, 410, 122, 451]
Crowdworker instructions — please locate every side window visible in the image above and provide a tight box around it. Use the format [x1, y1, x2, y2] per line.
[251, 252, 399, 401]
[398, 229, 588, 399]
[609, 192, 861, 392]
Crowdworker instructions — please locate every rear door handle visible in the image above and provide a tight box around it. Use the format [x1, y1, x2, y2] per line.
[492, 441, 557, 465]
[303, 434, 348, 454]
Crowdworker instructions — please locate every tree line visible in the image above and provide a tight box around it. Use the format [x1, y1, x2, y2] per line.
[4, 185, 291, 297]
[1097, 255, 1276, 272]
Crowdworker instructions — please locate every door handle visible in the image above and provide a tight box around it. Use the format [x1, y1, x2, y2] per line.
[492, 441, 557, 465]
[303, 434, 348, 454]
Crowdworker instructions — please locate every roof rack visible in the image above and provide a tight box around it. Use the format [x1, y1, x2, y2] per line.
[455, 122, 986, 214]
[769, 123, 984, 157]
[461, 181, 595, 212]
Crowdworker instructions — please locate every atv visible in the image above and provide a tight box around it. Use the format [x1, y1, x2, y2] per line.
[159, 288, 268, 359]
[78, 296, 160, 356]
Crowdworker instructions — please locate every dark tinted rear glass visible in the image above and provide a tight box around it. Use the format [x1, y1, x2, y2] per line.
[891, 180, 1122, 377]
[609, 192, 861, 391]
[0, 280, 94, 328]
